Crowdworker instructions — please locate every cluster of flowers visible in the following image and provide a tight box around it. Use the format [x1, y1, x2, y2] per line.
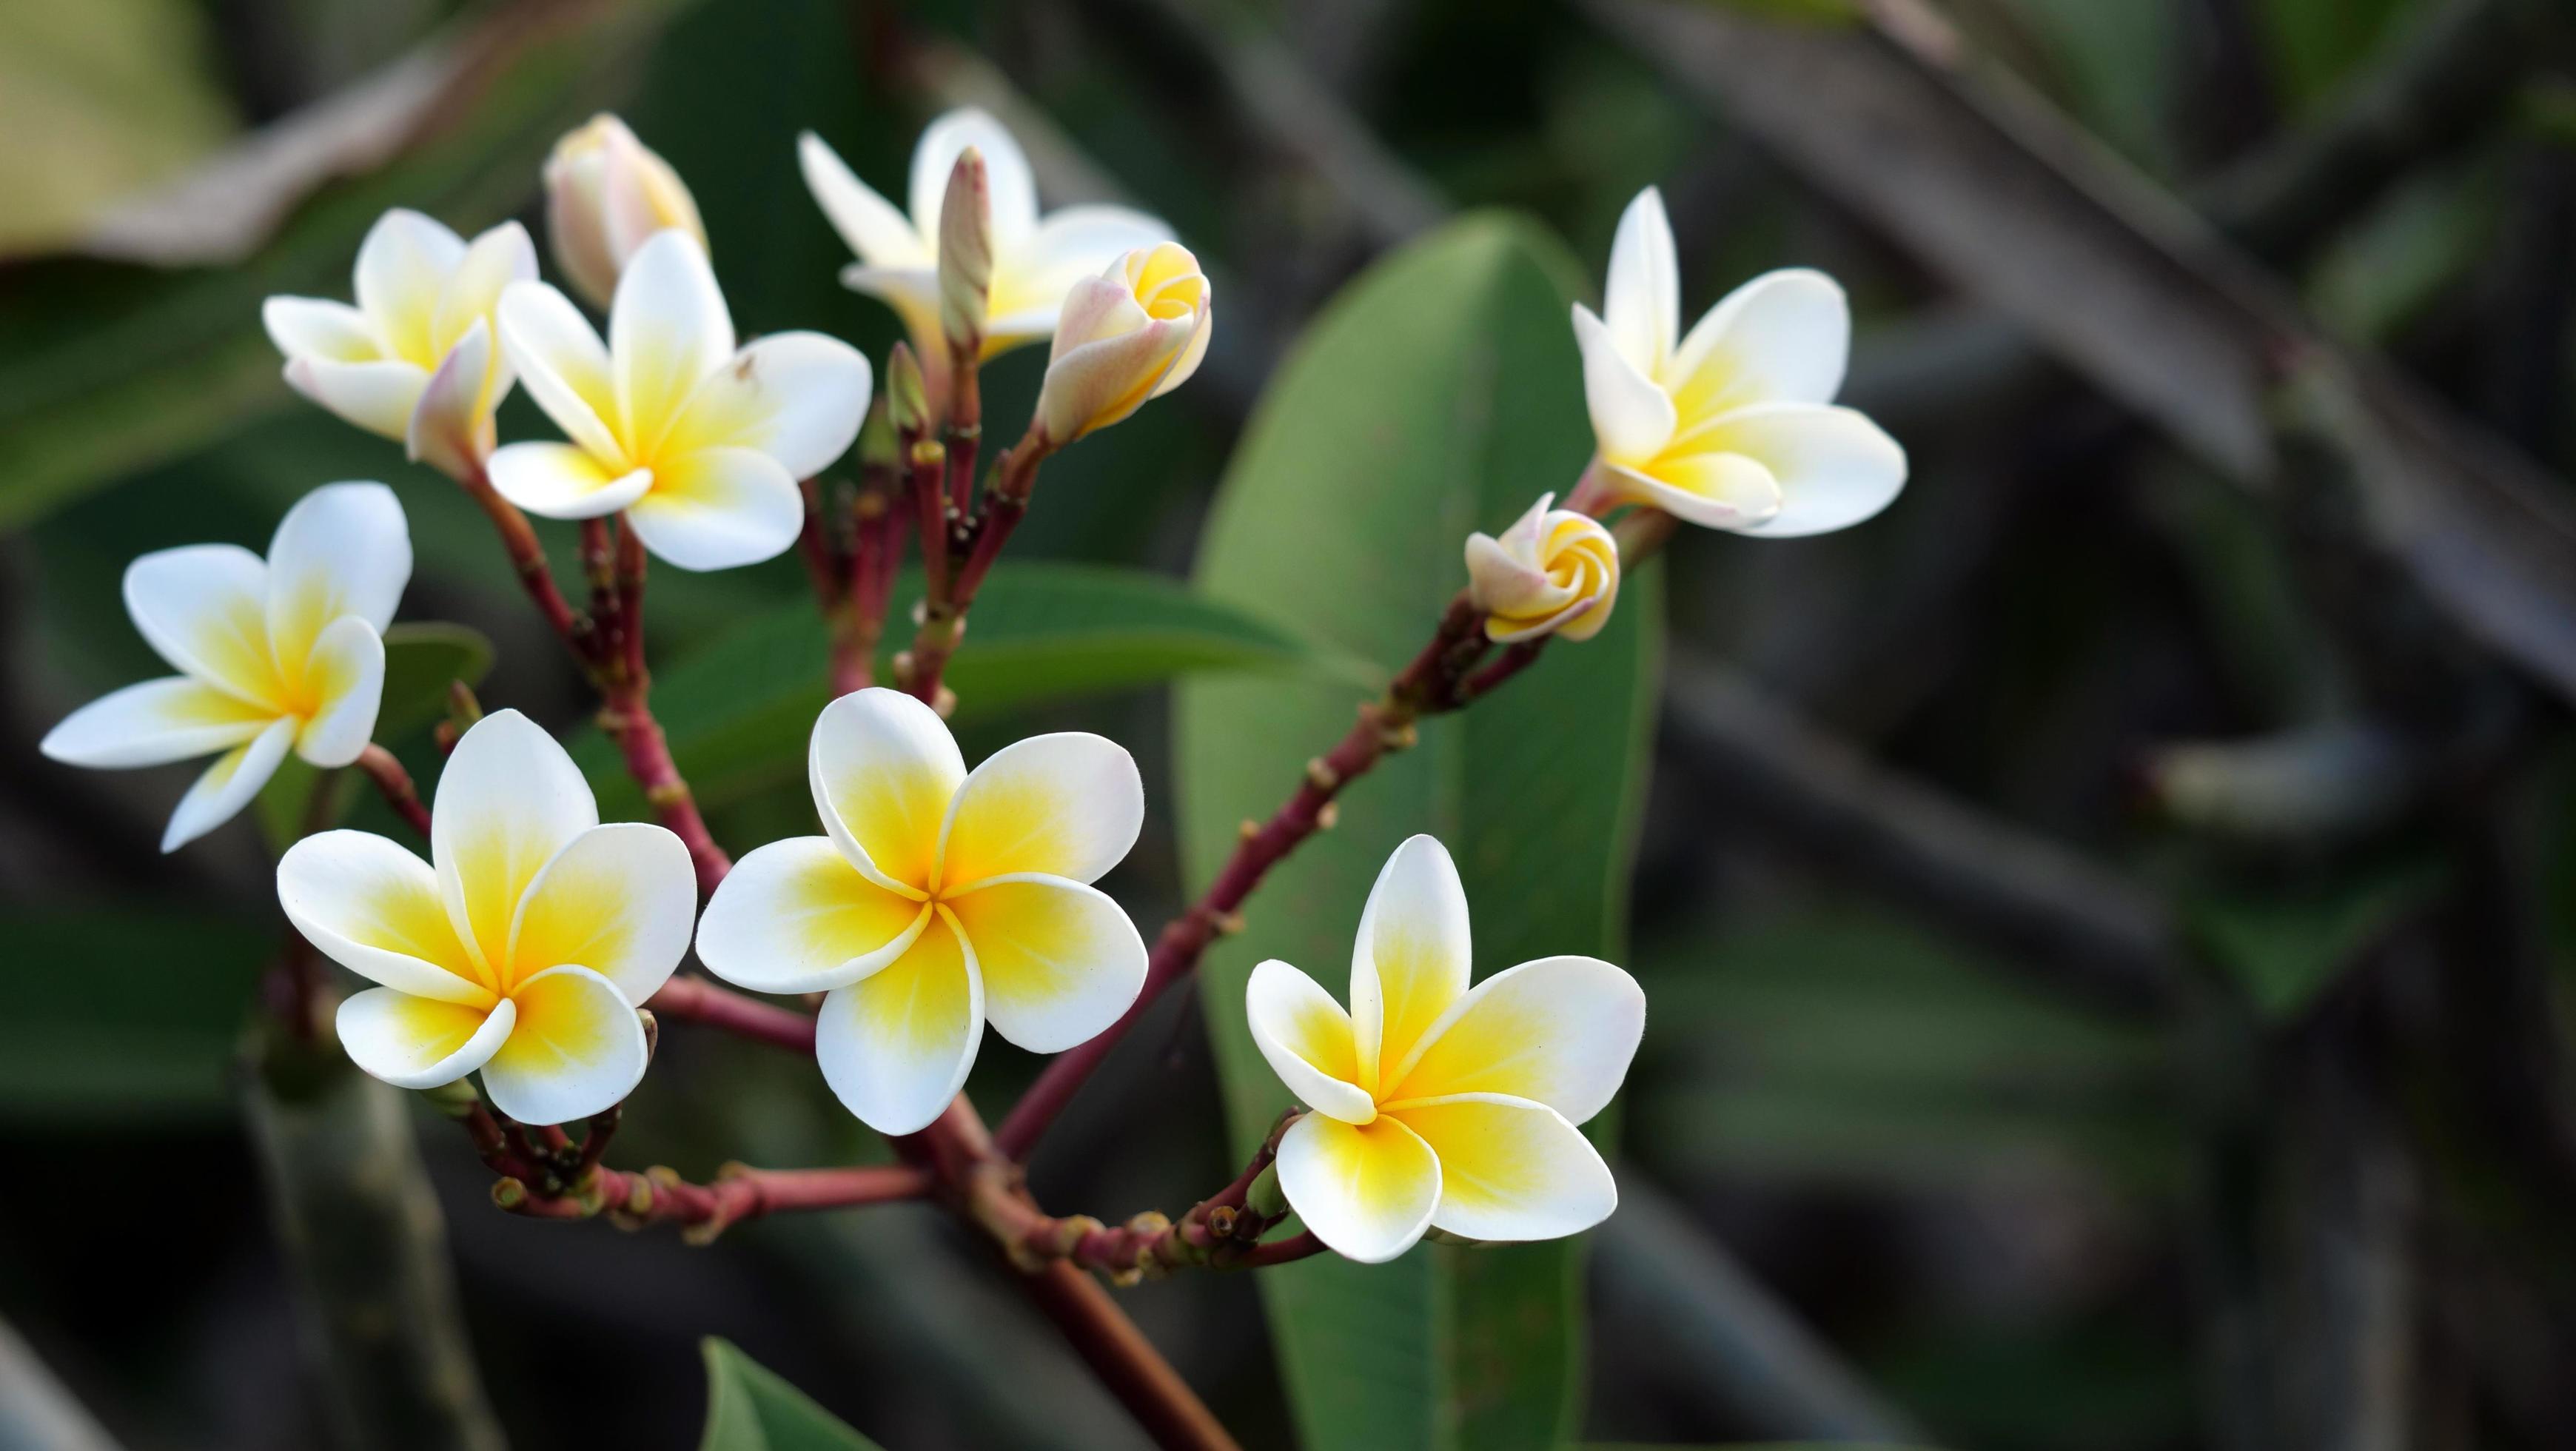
[38, 110, 1901, 1264]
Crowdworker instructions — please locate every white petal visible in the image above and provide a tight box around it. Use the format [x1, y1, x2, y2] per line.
[353, 209, 467, 364]
[480, 965, 650, 1125]
[262, 296, 381, 363]
[1244, 959, 1375, 1125]
[508, 822, 699, 1005]
[278, 828, 493, 1003]
[497, 280, 625, 462]
[808, 687, 962, 897]
[1147, 303, 1212, 401]
[1352, 834, 1472, 1092]
[407, 317, 494, 480]
[664, 332, 873, 479]
[292, 615, 384, 768]
[1572, 304, 1676, 466]
[1606, 454, 1782, 530]
[695, 837, 933, 995]
[282, 356, 427, 443]
[161, 717, 295, 851]
[1697, 403, 1908, 538]
[623, 447, 802, 571]
[41, 677, 274, 768]
[1602, 187, 1679, 374]
[1389, 1093, 1617, 1243]
[910, 108, 1036, 249]
[814, 908, 983, 1136]
[934, 731, 1143, 890]
[1383, 955, 1645, 1125]
[432, 709, 600, 976]
[1667, 268, 1850, 412]
[1036, 312, 1193, 442]
[994, 204, 1174, 335]
[610, 229, 734, 452]
[336, 989, 514, 1089]
[432, 221, 539, 358]
[124, 544, 278, 706]
[485, 442, 651, 520]
[1275, 1111, 1440, 1264]
[839, 264, 943, 340]
[799, 131, 930, 268]
[943, 874, 1146, 1053]
[266, 481, 410, 659]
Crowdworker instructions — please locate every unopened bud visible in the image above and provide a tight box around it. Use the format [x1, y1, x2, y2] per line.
[936, 147, 993, 357]
[1034, 242, 1212, 443]
[858, 394, 897, 469]
[886, 343, 930, 435]
[544, 114, 707, 310]
[1464, 492, 1621, 644]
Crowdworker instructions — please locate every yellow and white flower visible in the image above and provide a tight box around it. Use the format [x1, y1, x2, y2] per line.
[275, 710, 696, 1125]
[695, 688, 1148, 1135]
[1575, 187, 1905, 535]
[1463, 493, 1620, 643]
[543, 113, 708, 311]
[799, 109, 1173, 372]
[41, 483, 411, 852]
[1035, 242, 1213, 445]
[491, 230, 872, 572]
[1246, 835, 1644, 1263]
[262, 210, 537, 480]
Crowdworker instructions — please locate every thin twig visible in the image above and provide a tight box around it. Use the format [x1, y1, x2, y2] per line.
[354, 744, 432, 839]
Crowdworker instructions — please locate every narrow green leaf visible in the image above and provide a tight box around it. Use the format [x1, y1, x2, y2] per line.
[1177, 214, 1660, 1451]
[699, 1338, 884, 1451]
[2190, 860, 2449, 1020]
[573, 563, 1352, 819]
[0, 910, 272, 1122]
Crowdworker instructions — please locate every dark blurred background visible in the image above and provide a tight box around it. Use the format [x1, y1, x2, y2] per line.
[7, 0, 2576, 1448]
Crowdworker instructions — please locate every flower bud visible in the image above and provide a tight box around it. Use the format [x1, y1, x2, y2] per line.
[885, 342, 930, 436]
[1463, 494, 1620, 643]
[543, 114, 706, 309]
[1033, 242, 1213, 444]
[937, 147, 993, 358]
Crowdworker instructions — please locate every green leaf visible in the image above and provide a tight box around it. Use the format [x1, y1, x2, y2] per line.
[698, 1338, 884, 1451]
[1175, 214, 1660, 1451]
[0, 910, 272, 1122]
[2190, 860, 2450, 1021]
[253, 620, 494, 854]
[573, 563, 1352, 819]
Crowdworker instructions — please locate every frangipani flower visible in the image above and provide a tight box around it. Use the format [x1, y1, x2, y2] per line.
[276, 711, 695, 1125]
[1246, 835, 1644, 1264]
[543, 113, 708, 310]
[695, 688, 1148, 1135]
[1575, 187, 1905, 536]
[262, 210, 537, 480]
[41, 483, 410, 852]
[1034, 243, 1212, 444]
[799, 109, 1173, 372]
[1463, 493, 1620, 643]
[491, 230, 872, 572]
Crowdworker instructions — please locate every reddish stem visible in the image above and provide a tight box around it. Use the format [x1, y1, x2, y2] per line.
[645, 976, 816, 1053]
[834, 482, 902, 697]
[797, 475, 848, 611]
[500, 1161, 932, 1238]
[1235, 1230, 1326, 1269]
[907, 427, 1049, 708]
[945, 348, 982, 517]
[592, 538, 728, 896]
[995, 594, 1489, 1159]
[355, 744, 432, 839]
[1023, 1264, 1241, 1451]
[455, 461, 583, 647]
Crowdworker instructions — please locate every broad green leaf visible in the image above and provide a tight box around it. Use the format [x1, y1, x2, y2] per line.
[1176, 215, 1660, 1451]
[0, 0, 691, 530]
[699, 1338, 884, 1451]
[0, 910, 272, 1121]
[254, 620, 494, 853]
[2190, 860, 2449, 1021]
[573, 563, 1355, 819]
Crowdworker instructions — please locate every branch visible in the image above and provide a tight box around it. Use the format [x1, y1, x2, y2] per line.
[1660, 651, 2183, 1015]
[496, 1161, 933, 1243]
[644, 976, 818, 1053]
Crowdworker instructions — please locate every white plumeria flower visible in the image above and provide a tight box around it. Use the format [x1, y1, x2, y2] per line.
[695, 688, 1148, 1136]
[799, 108, 1173, 370]
[543, 113, 707, 311]
[1246, 835, 1645, 1264]
[1575, 187, 1906, 535]
[490, 231, 872, 572]
[41, 483, 410, 853]
[1463, 492, 1620, 644]
[1035, 242, 1213, 444]
[276, 710, 696, 1125]
[262, 210, 537, 480]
